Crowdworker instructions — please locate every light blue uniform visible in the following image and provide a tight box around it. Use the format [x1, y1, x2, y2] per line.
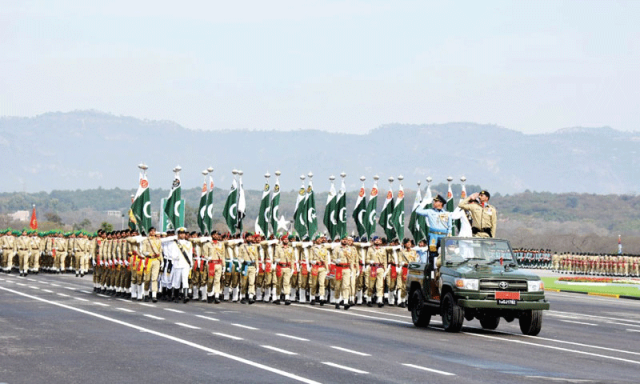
[415, 208, 453, 252]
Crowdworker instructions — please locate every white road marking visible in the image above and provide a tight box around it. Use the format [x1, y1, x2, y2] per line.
[0, 286, 320, 384]
[467, 332, 640, 365]
[402, 363, 455, 376]
[57, 293, 70, 297]
[80, 290, 92, 294]
[195, 315, 219, 322]
[525, 375, 593, 383]
[117, 307, 135, 313]
[0, 278, 4, 281]
[351, 307, 408, 318]
[29, 286, 39, 290]
[322, 362, 368, 374]
[330, 346, 371, 356]
[261, 345, 298, 355]
[232, 323, 258, 330]
[97, 294, 110, 298]
[65, 287, 75, 290]
[276, 333, 309, 342]
[165, 308, 185, 314]
[627, 329, 640, 333]
[42, 289, 53, 293]
[39, 281, 48, 284]
[213, 332, 243, 340]
[560, 320, 598, 326]
[144, 314, 164, 320]
[16, 283, 26, 286]
[138, 303, 156, 308]
[295, 303, 412, 325]
[50, 283, 60, 287]
[74, 297, 89, 302]
[551, 310, 640, 325]
[605, 321, 640, 328]
[116, 298, 129, 302]
[26, 278, 36, 281]
[175, 322, 201, 330]
[93, 302, 109, 307]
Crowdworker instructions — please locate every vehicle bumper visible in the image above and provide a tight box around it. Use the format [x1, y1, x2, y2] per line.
[457, 299, 550, 310]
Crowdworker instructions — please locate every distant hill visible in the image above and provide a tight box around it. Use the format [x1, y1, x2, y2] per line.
[1, 110, 639, 194]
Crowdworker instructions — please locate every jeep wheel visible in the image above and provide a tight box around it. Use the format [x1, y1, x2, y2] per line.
[479, 316, 500, 330]
[411, 290, 431, 327]
[519, 310, 543, 336]
[441, 292, 464, 332]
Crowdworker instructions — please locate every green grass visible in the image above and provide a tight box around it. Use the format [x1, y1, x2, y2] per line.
[542, 277, 640, 298]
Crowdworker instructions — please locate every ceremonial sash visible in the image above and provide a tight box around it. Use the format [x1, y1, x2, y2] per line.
[390, 266, 397, 280]
[335, 266, 342, 281]
[402, 266, 408, 281]
[276, 264, 282, 278]
[370, 267, 377, 278]
[311, 264, 319, 276]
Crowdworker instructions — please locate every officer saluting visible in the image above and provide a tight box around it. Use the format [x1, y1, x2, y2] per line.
[458, 190, 497, 238]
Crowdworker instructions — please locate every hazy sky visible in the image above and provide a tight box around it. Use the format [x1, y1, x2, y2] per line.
[2, 0, 638, 134]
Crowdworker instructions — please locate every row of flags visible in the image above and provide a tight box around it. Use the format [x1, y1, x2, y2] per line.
[127, 165, 465, 241]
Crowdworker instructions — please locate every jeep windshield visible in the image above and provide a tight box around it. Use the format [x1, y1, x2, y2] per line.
[443, 238, 516, 265]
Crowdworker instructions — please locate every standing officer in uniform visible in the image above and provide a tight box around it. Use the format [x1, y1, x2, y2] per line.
[309, 236, 330, 305]
[203, 231, 225, 303]
[17, 229, 30, 277]
[366, 237, 387, 307]
[332, 236, 354, 310]
[238, 234, 259, 304]
[141, 227, 163, 302]
[458, 191, 497, 238]
[416, 195, 453, 266]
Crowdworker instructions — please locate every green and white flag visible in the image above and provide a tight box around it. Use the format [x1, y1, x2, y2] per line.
[418, 181, 434, 238]
[269, 175, 281, 235]
[293, 179, 308, 239]
[205, 176, 214, 234]
[378, 181, 396, 240]
[391, 180, 405, 241]
[323, 178, 337, 240]
[364, 177, 379, 239]
[336, 177, 347, 239]
[305, 178, 318, 239]
[352, 178, 367, 238]
[131, 171, 152, 235]
[197, 177, 208, 234]
[446, 180, 456, 236]
[408, 184, 426, 242]
[455, 181, 467, 235]
[164, 172, 182, 230]
[256, 180, 271, 236]
[222, 177, 238, 234]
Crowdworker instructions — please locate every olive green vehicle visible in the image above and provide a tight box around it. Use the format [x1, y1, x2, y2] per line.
[406, 237, 550, 335]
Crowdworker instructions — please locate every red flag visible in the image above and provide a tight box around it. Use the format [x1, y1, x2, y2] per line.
[30, 205, 38, 230]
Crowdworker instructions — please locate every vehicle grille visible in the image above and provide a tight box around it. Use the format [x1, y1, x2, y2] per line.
[479, 279, 528, 292]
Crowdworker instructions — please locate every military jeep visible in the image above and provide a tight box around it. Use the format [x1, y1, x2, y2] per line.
[406, 237, 550, 335]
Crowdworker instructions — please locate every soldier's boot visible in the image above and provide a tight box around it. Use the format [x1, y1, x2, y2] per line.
[273, 294, 281, 304]
[256, 288, 263, 301]
[343, 299, 350, 310]
[248, 293, 255, 304]
[330, 290, 336, 304]
[232, 287, 239, 302]
[285, 294, 291, 306]
[298, 289, 306, 304]
[377, 296, 384, 308]
[263, 287, 271, 302]
[183, 288, 189, 304]
[356, 292, 363, 305]
[131, 285, 138, 301]
[335, 295, 341, 309]
[214, 293, 221, 304]
[200, 287, 207, 302]
[137, 285, 144, 301]
[207, 292, 214, 303]
[319, 295, 325, 306]
[240, 293, 248, 304]
[398, 291, 406, 308]
[223, 287, 230, 301]
[310, 296, 317, 306]
[152, 291, 158, 303]
[388, 292, 395, 306]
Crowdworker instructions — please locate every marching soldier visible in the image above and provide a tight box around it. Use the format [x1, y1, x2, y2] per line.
[238, 233, 259, 304]
[366, 236, 387, 307]
[28, 231, 41, 274]
[274, 234, 296, 305]
[397, 238, 418, 308]
[332, 236, 354, 310]
[1, 230, 17, 273]
[309, 235, 330, 305]
[190, 232, 207, 301]
[203, 231, 225, 303]
[141, 227, 163, 302]
[353, 238, 371, 305]
[17, 229, 30, 277]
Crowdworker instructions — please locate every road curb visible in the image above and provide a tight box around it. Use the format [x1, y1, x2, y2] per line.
[545, 288, 640, 301]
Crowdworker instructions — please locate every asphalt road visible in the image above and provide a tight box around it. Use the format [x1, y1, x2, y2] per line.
[1, 272, 639, 384]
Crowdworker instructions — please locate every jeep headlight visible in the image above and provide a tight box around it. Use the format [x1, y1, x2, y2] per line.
[455, 278, 479, 290]
[527, 280, 544, 292]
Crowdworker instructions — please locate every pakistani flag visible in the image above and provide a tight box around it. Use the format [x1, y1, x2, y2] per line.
[131, 172, 152, 235]
[408, 185, 426, 242]
[323, 179, 337, 240]
[455, 181, 467, 235]
[446, 181, 456, 236]
[164, 174, 182, 230]
[364, 178, 379, 239]
[205, 176, 214, 234]
[391, 181, 405, 241]
[378, 183, 396, 240]
[352, 179, 367, 238]
[269, 177, 281, 235]
[256, 181, 271, 236]
[222, 178, 238, 234]
[336, 177, 347, 239]
[237, 175, 246, 232]
[197, 179, 208, 234]
[305, 179, 318, 239]
[293, 180, 308, 239]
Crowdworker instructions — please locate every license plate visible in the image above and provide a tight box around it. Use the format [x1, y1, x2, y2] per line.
[495, 291, 520, 300]
[497, 299, 517, 305]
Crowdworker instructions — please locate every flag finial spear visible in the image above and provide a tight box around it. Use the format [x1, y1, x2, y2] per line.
[329, 175, 335, 181]
[373, 175, 380, 181]
[460, 176, 466, 183]
[307, 172, 313, 180]
[237, 170, 243, 176]
[265, 172, 271, 179]
[207, 167, 214, 173]
[340, 172, 346, 179]
[232, 169, 238, 175]
[275, 170, 281, 177]
[447, 176, 453, 183]
[388, 176, 394, 183]
[426, 176, 432, 184]
[417, 180, 421, 187]
[202, 169, 208, 176]
[398, 175, 404, 182]
[360, 176, 366, 182]
[300, 174, 306, 181]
